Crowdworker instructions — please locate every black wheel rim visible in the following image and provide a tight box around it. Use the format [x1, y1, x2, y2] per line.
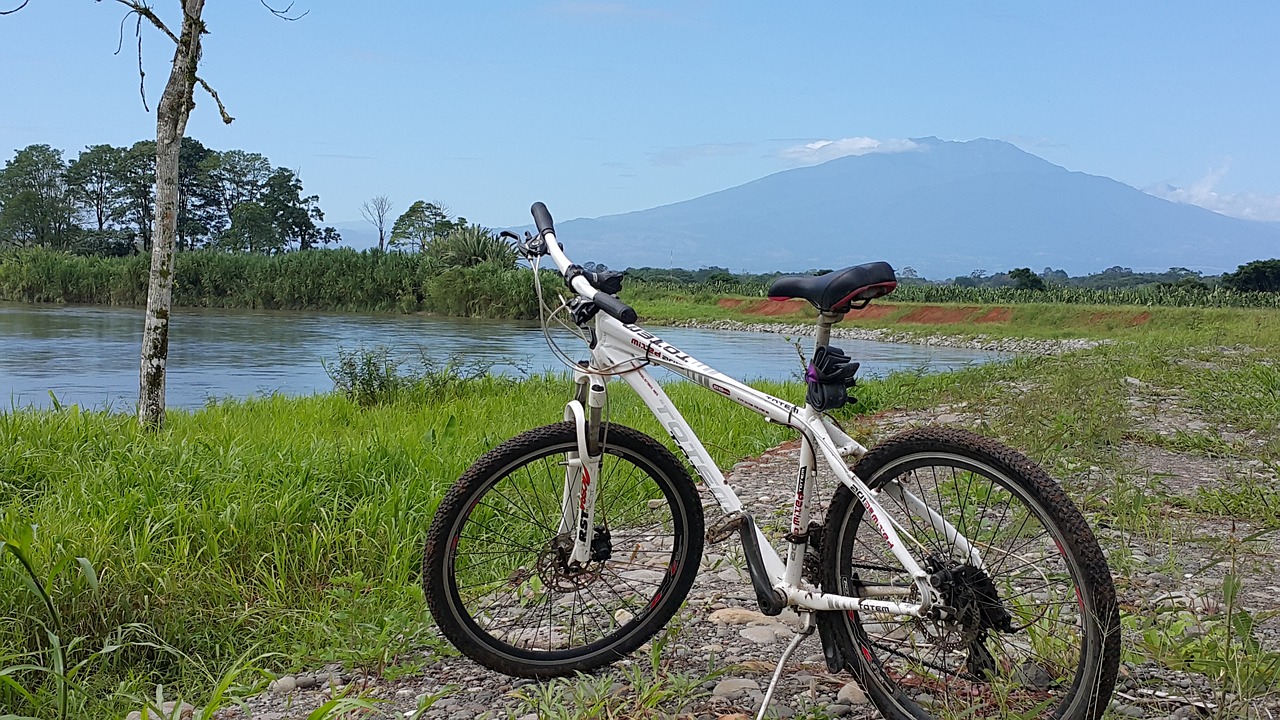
[837, 453, 1094, 718]
[443, 439, 691, 665]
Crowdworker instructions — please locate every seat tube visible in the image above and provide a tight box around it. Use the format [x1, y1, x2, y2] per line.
[783, 435, 820, 586]
[813, 311, 843, 352]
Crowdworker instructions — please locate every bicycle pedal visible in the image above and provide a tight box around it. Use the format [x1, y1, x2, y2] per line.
[706, 511, 746, 544]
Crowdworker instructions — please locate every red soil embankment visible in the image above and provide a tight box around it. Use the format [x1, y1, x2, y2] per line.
[716, 298, 809, 316]
[973, 308, 1013, 323]
[898, 306, 983, 324]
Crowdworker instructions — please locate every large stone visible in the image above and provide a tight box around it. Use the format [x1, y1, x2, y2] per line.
[712, 678, 761, 698]
[269, 675, 296, 694]
[740, 625, 784, 644]
[837, 681, 868, 705]
[708, 607, 768, 625]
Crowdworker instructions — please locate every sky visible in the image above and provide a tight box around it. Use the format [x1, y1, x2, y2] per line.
[2, 1, 1279, 247]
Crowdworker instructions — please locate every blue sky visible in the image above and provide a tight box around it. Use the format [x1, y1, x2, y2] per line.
[2, 1, 1279, 242]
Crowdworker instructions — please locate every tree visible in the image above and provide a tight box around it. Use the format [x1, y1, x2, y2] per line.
[260, 167, 337, 251]
[128, 0, 235, 427]
[390, 200, 462, 252]
[222, 201, 276, 253]
[117, 141, 157, 251]
[0, 144, 78, 249]
[203, 148, 271, 224]
[7, 0, 310, 430]
[360, 195, 393, 252]
[1222, 259, 1280, 292]
[66, 144, 127, 232]
[176, 136, 219, 250]
[1008, 267, 1046, 291]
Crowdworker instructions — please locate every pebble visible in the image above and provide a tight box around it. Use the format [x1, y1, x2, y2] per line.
[125, 701, 194, 720]
[295, 675, 317, 690]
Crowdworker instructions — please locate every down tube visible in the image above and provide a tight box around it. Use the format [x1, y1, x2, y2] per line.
[606, 362, 743, 515]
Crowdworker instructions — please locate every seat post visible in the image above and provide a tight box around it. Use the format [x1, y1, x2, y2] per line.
[813, 310, 844, 351]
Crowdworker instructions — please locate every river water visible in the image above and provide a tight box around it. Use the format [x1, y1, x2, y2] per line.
[0, 303, 1010, 411]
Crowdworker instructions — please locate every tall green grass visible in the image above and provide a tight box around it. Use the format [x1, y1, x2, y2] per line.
[0, 372, 805, 716]
[0, 248, 541, 318]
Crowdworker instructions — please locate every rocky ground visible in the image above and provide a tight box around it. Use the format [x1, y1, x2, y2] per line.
[203, 384, 1280, 720]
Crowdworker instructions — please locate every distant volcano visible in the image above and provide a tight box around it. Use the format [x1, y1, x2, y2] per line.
[533, 137, 1280, 278]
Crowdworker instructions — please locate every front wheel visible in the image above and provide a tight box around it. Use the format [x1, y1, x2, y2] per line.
[423, 422, 704, 678]
[818, 427, 1120, 720]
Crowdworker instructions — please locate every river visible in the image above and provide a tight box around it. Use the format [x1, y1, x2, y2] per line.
[0, 303, 1011, 411]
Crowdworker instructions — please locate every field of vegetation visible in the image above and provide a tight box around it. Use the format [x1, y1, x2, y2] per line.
[3, 298, 1280, 717]
[0, 247, 540, 318]
[5, 247, 1280, 320]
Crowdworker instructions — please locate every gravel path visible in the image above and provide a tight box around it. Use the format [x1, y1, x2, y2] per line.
[212, 390, 1279, 720]
[655, 319, 1106, 355]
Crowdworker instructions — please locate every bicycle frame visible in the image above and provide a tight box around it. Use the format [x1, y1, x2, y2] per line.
[536, 229, 984, 621]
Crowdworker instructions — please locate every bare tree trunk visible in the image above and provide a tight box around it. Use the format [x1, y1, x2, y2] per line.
[360, 195, 393, 252]
[138, 0, 205, 428]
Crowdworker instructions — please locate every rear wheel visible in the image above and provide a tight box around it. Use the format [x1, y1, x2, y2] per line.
[818, 427, 1120, 720]
[423, 422, 704, 678]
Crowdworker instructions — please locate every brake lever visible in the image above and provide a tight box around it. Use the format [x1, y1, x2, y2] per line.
[516, 230, 547, 258]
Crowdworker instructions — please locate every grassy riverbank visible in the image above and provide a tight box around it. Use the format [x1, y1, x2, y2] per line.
[4, 320, 1280, 715]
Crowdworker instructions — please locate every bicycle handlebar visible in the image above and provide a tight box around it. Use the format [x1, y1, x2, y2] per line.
[530, 202, 637, 325]
[531, 202, 555, 237]
[591, 291, 638, 325]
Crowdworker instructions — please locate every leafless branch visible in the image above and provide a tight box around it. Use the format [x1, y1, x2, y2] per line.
[260, 0, 308, 21]
[135, 14, 148, 111]
[196, 76, 234, 124]
[112, 0, 178, 44]
[0, 0, 30, 15]
[113, 9, 130, 54]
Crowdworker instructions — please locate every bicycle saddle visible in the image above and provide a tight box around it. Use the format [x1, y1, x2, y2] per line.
[767, 262, 898, 313]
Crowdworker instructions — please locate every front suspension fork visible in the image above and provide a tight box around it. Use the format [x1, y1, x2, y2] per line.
[559, 369, 607, 565]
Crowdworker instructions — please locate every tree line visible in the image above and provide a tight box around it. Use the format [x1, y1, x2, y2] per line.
[632, 262, 1280, 294]
[0, 139, 340, 257]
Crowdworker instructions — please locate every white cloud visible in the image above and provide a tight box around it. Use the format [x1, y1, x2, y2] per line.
[779, 137, 920, 166]
[1145, 163, 1280, 223]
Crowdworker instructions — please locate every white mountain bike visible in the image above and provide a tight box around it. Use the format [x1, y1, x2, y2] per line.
[423, 203, 1120, 720]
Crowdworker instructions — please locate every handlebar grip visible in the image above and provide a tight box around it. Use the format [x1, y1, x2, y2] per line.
[593, 292, 637, 325]
[531, 202, 555, 237]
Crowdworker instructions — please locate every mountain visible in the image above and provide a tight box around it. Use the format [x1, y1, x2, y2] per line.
[535, 138, 1280, 278]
